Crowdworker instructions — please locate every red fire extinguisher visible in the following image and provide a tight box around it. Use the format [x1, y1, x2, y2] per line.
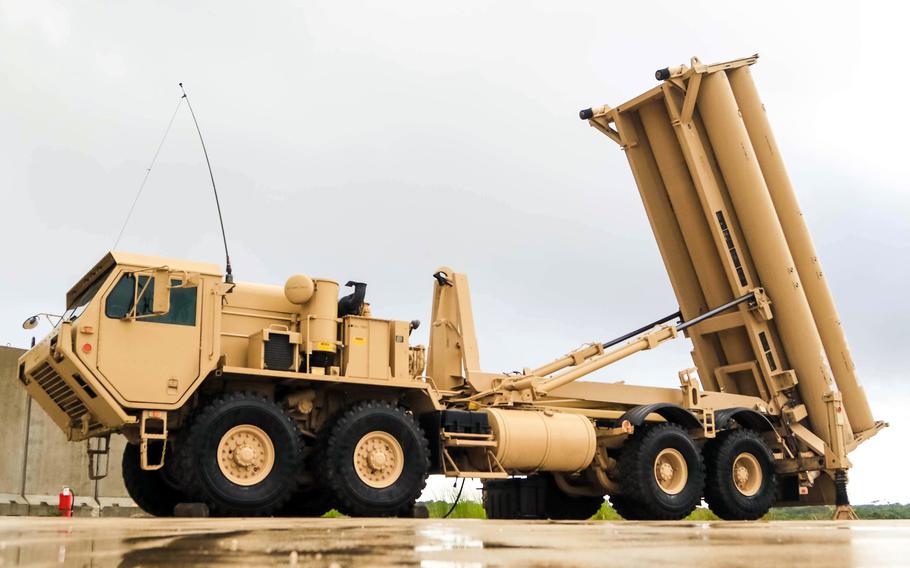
[58, 487, 74, 517]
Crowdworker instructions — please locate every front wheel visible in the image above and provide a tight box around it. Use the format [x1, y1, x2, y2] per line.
[703, 429, 776, 520]
[180, 392, 304, 516]
[321, 401, 430, 517]
[122, 442, 185, 517]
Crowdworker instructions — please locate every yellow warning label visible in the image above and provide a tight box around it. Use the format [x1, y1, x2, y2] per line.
[352, 337, 367, 346]
[315, 341, 334, 351]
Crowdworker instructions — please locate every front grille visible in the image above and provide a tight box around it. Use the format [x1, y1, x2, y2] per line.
[30, 362, 95, 428]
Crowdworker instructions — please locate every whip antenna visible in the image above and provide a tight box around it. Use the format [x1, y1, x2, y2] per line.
[179, 82, 234, 284]
[113, 97, 184, 250]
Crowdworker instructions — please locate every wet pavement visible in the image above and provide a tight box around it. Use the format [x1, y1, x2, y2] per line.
[0, 517, 907, 567]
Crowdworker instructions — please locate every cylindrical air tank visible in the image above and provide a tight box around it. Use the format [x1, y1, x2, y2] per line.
[726, 66, 875, 433]
[483, 408, 596, 472]
[696, 71, 848, 445]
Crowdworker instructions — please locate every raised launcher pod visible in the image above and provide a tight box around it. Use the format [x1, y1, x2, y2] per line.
[580, 54, 881, 457]
[285, 275, 339, 370]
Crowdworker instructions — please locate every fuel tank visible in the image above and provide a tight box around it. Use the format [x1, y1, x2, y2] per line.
[483, 408, 596, 473]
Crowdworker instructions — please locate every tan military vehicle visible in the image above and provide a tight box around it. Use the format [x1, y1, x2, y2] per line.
[16, 55, 884, 519]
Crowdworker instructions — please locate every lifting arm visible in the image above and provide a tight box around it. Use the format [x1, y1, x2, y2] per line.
[505, 292, 757, 396]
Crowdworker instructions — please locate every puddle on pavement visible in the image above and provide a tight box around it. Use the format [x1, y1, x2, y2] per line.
[0, 518, 908, 567]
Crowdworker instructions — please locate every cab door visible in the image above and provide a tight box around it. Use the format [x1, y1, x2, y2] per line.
[97, 270, 202, 405]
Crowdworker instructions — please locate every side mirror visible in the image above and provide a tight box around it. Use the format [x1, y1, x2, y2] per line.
[22, 316, 38, 330]
[150, 269, 171, 315]
[171, 271, 200, 289]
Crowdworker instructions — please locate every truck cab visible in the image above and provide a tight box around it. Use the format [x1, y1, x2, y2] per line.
[19, 253, 222, 440]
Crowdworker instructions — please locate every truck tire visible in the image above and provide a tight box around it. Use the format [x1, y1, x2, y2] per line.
[481, 478, 518, 519]
[543, 475, 604, 520]
[482, 475, 603, 520]
[703, 429, 776, 520]
[608, 494, 648, 521]
[180, 392, 304, 516]
[617, 423, 705, 520]
[122, 443, 185, 517]
[321, 400, 429, 517]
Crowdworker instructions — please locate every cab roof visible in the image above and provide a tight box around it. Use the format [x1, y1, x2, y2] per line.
[66, 251, 222, 307]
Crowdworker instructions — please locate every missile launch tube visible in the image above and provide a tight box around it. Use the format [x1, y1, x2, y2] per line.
[639, 102, 758, 388]
[611, 111, 726, 391]
[696, 71, 847, 445]
[727, 66, 875, 433]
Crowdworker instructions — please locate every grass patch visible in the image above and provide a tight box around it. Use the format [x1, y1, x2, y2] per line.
[591, 502, 720, 521]
[425, 500, 487, 519]
[321, 501, 910, 521]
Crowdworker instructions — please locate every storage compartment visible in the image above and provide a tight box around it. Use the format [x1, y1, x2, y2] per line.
[342, 316, 391, 379]
[247, 328, 301, 371]
[389, 320, 410, 379]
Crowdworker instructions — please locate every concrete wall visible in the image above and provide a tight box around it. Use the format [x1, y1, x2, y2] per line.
[0, 346, 135, 515]
[0, 348, 29, 502]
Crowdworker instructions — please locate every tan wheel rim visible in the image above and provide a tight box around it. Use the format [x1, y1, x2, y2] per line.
[217, 425, 275, 486]
[653, 448, 688, 495]
[353, 431, 404, 489]
[732, 452, 762, 497]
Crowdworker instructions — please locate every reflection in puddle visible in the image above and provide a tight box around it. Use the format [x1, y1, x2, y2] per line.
[417, 526, 485, 568]
[416, 526, 484, 552]
[0, 517, 906, 567]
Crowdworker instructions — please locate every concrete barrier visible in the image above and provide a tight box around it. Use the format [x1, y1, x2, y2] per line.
[0, 347, 29, 514]
[0, 346, 137, 516]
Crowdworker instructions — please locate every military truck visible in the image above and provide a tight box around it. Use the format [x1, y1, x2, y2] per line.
[16, 55, 884, 520]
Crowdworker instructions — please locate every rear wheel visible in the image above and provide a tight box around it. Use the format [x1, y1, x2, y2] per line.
[322, 401, 430, 517]
[608, 494, 647, 521]
[703, 429, 776, 520]
[181, 392, 304, 516]
[122, 443, 185, 517]
[617, 423, 705, 520]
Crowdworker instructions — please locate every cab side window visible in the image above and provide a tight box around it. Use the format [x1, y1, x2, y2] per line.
[105, 274, 141, 318]
[104, 274, 197, 326]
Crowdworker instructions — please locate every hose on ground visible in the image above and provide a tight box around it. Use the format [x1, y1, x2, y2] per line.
[443, 478, 466, 519]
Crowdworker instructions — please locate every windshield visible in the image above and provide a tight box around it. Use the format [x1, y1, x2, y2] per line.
[62, 266, 114, 323]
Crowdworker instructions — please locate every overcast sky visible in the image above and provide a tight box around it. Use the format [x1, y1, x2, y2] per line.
[1, 0, 908, 504]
